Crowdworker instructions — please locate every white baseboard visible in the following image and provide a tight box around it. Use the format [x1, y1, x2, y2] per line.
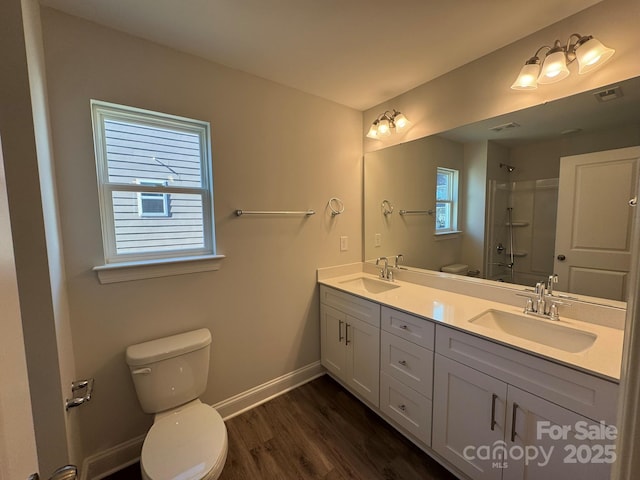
[81, 362, 326, 480]
[213, 361, 325, 420]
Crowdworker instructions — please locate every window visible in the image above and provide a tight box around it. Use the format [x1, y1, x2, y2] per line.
[435, 167, 459, 233]
[136, 180, 170, 217]
[91, 100, 216, 265]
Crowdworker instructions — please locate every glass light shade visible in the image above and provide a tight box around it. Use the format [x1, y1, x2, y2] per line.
[538, 50, 570, 84]
[511, 62, 540, 90]
[377, 118, 391, 136]
[366, 124, 379, 139]
[393, 113, 408, 130]
[575, 38, 615, 74]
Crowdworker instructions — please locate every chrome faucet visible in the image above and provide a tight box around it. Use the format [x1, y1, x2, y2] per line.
[547, 274, 558, 296]
[522, 275, 568, 321]
[376, 256, 392, 281]
[393, 254, 404, 269]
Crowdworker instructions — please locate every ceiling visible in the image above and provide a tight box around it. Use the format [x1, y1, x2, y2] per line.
[39, 0, 602, 111]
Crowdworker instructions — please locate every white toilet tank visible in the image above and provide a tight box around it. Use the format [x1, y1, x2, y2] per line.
[126, 328, 211, 414]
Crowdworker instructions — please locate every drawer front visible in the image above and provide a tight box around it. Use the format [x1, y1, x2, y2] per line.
[380, 372, 432, 446]
[381, 306, 435, 349]
[381, 331, 433, 398]
[320, 285, 380, 327]
[435, 325, 619, 425]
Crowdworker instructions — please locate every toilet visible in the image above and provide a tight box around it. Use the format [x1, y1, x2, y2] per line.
[441, 263, 469, 275]
[126, 329, 228, 480]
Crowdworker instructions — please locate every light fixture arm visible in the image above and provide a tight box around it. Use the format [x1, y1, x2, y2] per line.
[519, 45, 552, 69]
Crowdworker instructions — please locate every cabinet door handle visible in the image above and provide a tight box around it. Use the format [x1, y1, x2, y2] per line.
[511, 402, 519, 442]
[398, 360, 408, 367]
[490, 393, 498, 431]
[400, 324, 409, 330]
[398, 404, 406, 411]
[345, 323, 351, 345]
[338, 320, 344, 342]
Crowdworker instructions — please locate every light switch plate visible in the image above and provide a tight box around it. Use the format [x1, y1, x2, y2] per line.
[340, 236, 348, 251]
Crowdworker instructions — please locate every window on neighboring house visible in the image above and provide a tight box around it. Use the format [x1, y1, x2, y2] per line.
[91, 100, 216, 264]
[136, 180, 170, 217]
[435, 167, 459, 233]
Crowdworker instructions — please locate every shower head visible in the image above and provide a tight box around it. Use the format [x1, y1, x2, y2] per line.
[500, 163, 515, 172]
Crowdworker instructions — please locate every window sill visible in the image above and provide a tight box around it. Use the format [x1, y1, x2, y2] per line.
[93, 254, 225, 284]
[434, 230, 462, 240]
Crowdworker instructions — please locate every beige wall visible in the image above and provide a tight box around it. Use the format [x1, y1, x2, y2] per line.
[40, 8, 362, 459]
[460, 141, 492, 274]
[508, 124, 640, 181]
[364, 0, 640, 153]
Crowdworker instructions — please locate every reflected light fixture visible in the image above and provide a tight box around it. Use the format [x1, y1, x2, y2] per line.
[511, 33, 614, 90]
[366, 109, 411, 139]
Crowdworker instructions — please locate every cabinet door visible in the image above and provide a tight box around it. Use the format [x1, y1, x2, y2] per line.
[345, 314, 380, 407]
[503, 385, 614, 480]
[320, 304, 347, 378]
[432, 354, 507, 480]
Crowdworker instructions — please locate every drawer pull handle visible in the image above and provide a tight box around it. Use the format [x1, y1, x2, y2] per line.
[398, 360, 408, 366]
[490, 393, 498, 431]
[511, 402, 519, 442]
[398, 404, 406, 412]
[400, 325, 409, 330]
[338, 320, 344, 342]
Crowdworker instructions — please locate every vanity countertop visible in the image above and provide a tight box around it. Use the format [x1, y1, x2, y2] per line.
[319, 271, 624, 382]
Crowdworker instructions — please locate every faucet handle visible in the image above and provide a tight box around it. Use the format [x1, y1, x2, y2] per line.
[524, 298, 534, 313]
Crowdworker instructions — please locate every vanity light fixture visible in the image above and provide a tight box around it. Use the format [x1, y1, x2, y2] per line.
[366, 109, 410, 139]
[511, 33, 614, 90]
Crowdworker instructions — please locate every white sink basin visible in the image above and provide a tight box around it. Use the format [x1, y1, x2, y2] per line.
[468, 309, 597, 353]
[339, 276, 401, 294]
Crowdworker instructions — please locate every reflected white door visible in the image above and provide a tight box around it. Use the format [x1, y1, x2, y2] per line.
[0, 140, 39, 478]
[554, 146, 640, 301]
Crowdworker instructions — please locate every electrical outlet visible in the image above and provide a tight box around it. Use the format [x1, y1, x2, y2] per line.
[340, 236, 348, 251]
[374, 233, 382, 247]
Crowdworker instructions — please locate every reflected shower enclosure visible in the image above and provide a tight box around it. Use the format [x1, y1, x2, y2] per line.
[486, 178, 559, 286]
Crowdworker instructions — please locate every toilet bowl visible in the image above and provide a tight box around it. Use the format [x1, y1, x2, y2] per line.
[441, 263, 469, 275]
[126, 329, 228, 480]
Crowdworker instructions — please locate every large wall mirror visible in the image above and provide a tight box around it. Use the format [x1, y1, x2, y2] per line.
[364, 76, 640, 304]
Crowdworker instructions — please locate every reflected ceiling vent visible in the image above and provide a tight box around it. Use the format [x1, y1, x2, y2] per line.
[593, 85, 623, 102]
[489, 121, 521, 132]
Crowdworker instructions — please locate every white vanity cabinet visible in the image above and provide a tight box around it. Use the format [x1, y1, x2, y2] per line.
[320, 286, 380, 407]
[432, 325, 618, 480]
[379, 307, 435, 446]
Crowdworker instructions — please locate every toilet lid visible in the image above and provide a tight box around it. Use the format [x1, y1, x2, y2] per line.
[142, 403, 227, 480]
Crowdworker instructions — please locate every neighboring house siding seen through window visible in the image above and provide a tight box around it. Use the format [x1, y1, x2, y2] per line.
[91, 101, 215, 263]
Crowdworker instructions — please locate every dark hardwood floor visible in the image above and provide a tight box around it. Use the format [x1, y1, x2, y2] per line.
[106, 375, 458, 480]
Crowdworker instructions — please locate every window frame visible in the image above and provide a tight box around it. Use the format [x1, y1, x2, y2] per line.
[435, 166, 460, 234]
[91, 100, 216, 265]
